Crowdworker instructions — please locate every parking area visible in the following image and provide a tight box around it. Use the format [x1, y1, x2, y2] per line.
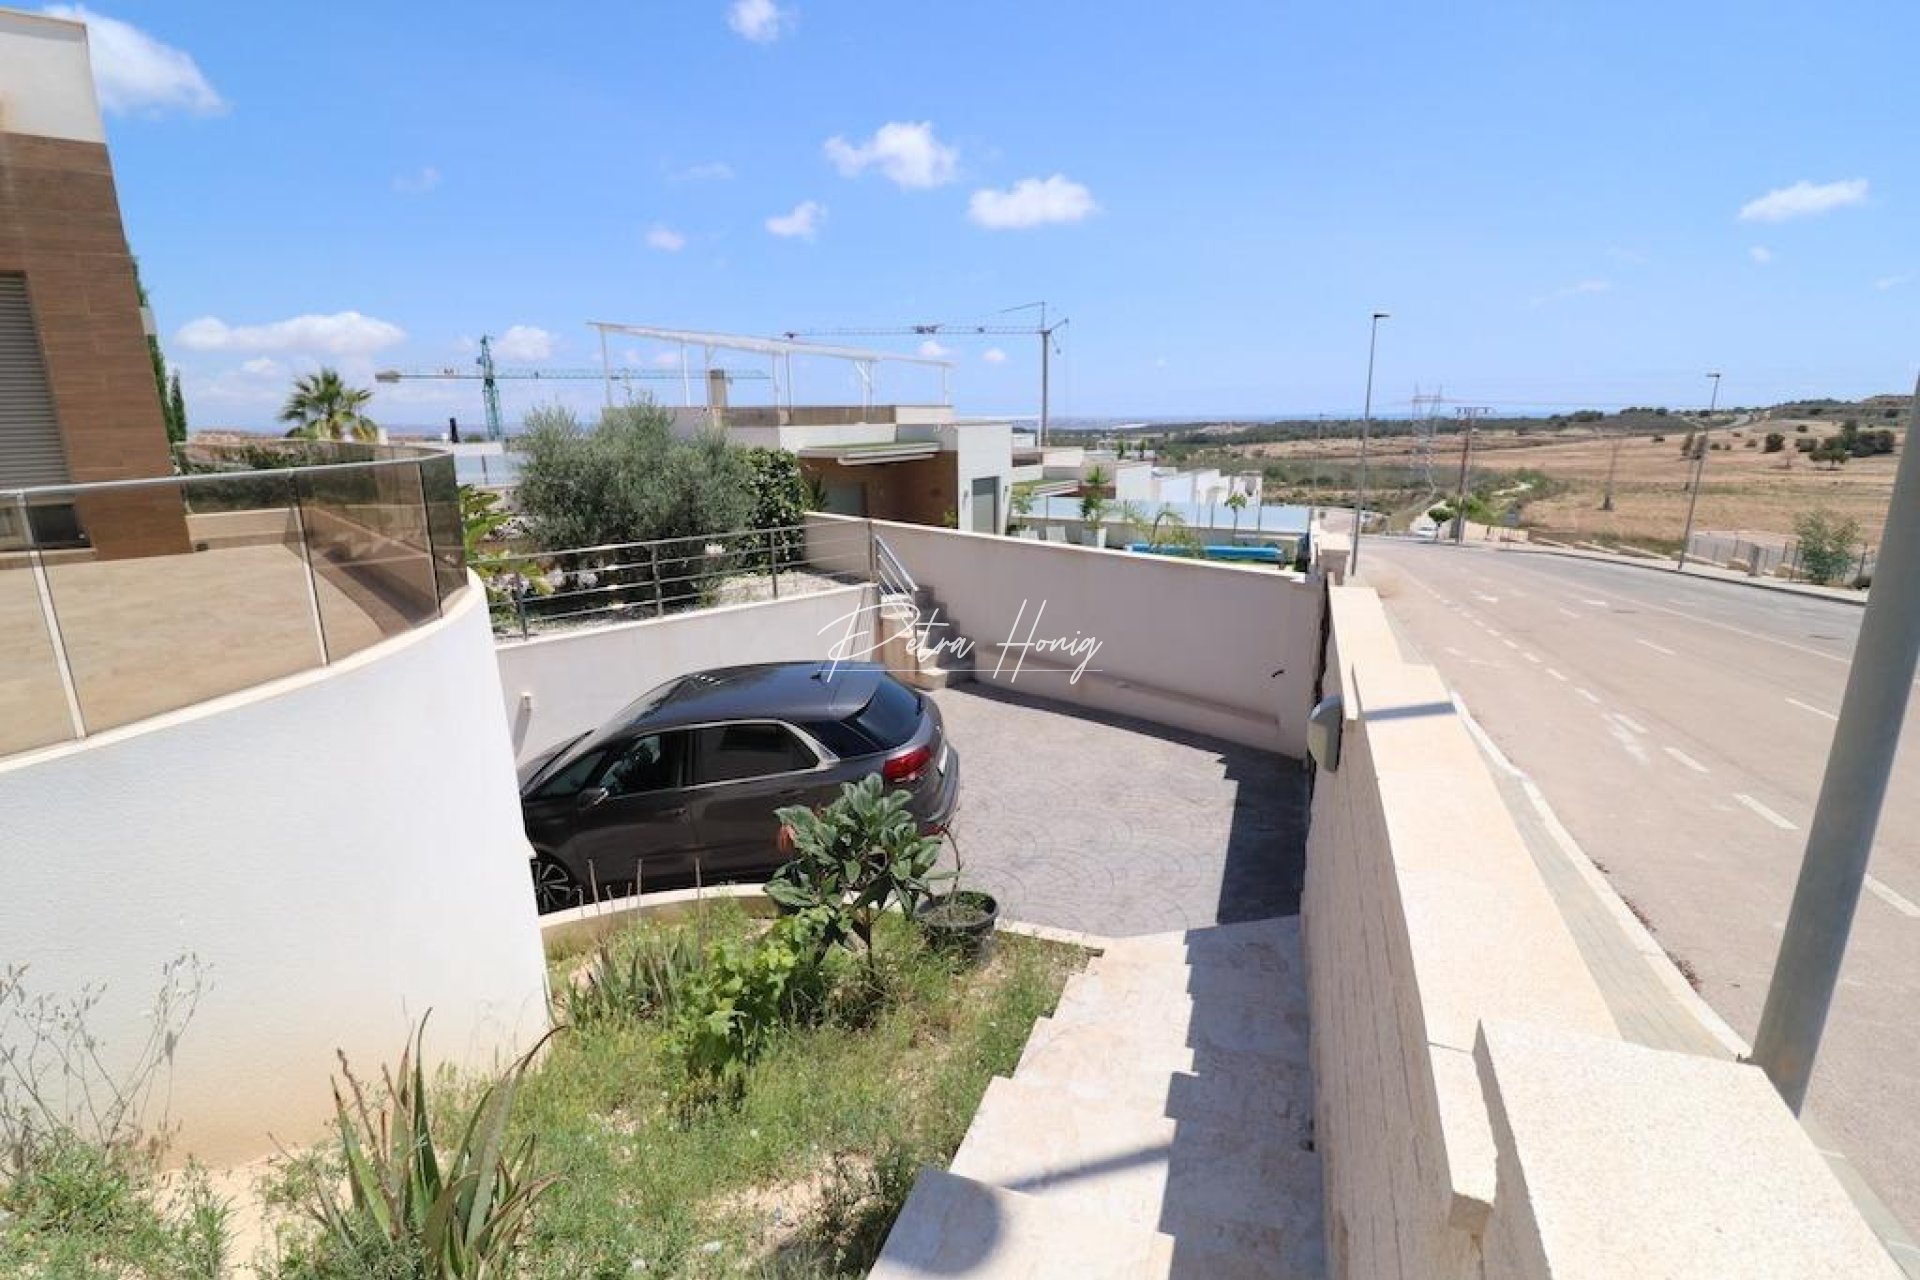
[929, 683, 1307, 938]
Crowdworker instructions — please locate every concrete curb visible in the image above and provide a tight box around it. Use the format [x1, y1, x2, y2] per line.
[1499, 541, 1869, 608]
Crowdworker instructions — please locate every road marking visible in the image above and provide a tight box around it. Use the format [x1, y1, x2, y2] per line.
[1485, 627, 1503, 638]
[1474, 593, 1501, 604]
[1664, 746, 1709, 773]
[1522, 651, 1541, 664]
[1638, 639, 1678, 656]
[1558, 606, 1580, 619]
[1444, 645, 1466, 657]
[1546, 667, 1568, 682]
[1582, 598, 1610, 607]
[1609, 713, 1648, 735]
[1606, 718, 1650, 763]
[1865, 876, 1920, 920]
[1501, 637, 1520, 651]
[1576, 687, 1601, 704]
[1734, 793, 1799, 831]
[1785, 697, 1839, 722]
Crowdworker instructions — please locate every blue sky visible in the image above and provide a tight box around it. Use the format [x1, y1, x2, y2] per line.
[62, 0, 1920, 429]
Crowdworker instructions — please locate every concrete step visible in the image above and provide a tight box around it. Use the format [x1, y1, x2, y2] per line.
[949, 1077, 1323, 1277]
[1015, 1015, 1313, 1132]
[1097, 916, 1301, 975]
[1049, 969, 1304, 1059]
[871, 1166, 1175, 1279]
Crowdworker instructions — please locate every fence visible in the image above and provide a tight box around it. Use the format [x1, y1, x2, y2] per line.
[476, 518, 874, 639]
[1, 441, 465, 759]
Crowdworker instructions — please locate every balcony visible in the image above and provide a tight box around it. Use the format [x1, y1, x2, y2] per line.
[1, 440, 465, 759]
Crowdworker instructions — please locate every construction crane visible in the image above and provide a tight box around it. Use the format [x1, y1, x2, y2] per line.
[374, 334, 765, 441]
[783, 300, 1070, 445]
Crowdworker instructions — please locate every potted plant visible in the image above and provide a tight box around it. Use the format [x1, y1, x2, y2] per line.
[1006, 483, 1039, 539]
[913, 826, 998, 962]
[1077, 490, 1111, 548]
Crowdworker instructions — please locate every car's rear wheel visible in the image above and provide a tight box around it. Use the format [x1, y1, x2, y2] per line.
[530, 855, 584, 915]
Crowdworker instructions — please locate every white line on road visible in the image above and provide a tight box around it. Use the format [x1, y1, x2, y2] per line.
[1474, 593, 1501, 604]
[1638, 639, 1678, 656]
[1444, 645, 1466, 657]
[1582, 598, 1610, 607]
[1866, 876, 1920, 920]
[1558, 606, 1580, 619]
[1664, 746, 1709, 773]
[1734, 793, 1799, 831]
[1576, 687, 1602, 704]
[1785, 697, 1839, 722]
[1522, 651, 1541, 664]
[1501, 637, 1520, 651]
[1546, 667, 1568, 682]
[1609, 713, 1649, 735]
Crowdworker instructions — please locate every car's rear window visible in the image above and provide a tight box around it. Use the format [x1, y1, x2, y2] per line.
[849, 678, 922, 749]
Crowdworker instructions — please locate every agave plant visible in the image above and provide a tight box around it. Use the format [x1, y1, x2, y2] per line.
[309, 1017, 559, 1278]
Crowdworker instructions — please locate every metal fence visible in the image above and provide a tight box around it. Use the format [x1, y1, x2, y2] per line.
[475, 518, 874, 639]
[1, 441, 465, 759]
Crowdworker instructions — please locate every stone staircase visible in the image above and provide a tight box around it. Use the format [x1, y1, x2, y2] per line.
[872, 917, 1325, 1278]
[877, 584, 975, 690]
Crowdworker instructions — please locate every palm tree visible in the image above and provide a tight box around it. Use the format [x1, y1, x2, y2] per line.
[279, 367, 379, 442]
[1225, 490, 1249, 535]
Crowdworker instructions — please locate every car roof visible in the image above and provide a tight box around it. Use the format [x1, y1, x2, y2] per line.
[603, 661, 891, 738]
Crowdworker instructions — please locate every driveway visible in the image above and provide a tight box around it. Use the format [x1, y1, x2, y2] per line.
[930, 683, 1307, 937]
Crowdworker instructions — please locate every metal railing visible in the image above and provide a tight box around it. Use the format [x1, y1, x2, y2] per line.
[874, 534, 918, 600]
[475, 519, 874, 639]
[1, 441, 465, 760]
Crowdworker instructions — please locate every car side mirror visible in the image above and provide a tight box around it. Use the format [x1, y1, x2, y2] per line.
[577, 786, 611, 810]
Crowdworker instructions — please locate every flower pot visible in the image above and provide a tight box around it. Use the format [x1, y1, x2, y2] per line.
[914, 890, 999, 962]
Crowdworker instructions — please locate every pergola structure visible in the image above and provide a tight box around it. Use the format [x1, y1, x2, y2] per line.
[586, 322, 955, 412]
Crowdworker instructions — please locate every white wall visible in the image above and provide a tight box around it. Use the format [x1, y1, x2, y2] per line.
[0, 12, 104, 144]
[0, 582, 550, 1164]
[815, 515, 1321, 756]
[496, 585, 875, 761]
[939, 421, 1012, 535]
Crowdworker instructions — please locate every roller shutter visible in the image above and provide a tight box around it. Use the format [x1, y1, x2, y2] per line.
[0, 274, 69, 489]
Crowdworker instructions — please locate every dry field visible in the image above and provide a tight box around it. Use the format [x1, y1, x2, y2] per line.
[1226, 417, 1903, 551]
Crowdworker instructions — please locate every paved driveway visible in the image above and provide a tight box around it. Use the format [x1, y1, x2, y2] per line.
[930, 684, 1306, 938]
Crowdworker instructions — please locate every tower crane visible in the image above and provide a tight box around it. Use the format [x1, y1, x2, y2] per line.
[783, 300, 1069, 445]
[374, 334, 765, 441]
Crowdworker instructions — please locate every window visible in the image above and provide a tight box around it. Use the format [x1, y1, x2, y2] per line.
[532, 747, 610, 800]
[850, 679, 923, 750]
[602, 733, 686, 796]
[691, 723, 817, 785]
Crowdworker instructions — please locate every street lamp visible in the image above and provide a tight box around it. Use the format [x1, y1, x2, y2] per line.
[1675, 371, 1723, 570]
[1350, 312, 1390, 572]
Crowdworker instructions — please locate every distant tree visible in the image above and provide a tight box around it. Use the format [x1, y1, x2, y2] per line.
[1764, 432, 1786, 453]
[134, 260, 186, 444]
[1794, 508, 1862, 585]
[279, 368, 378, 442]
[513, 400, 751, 550]
[1811, 436, 1851, 470]
[167, 371, 188, 442]
[1796, 423, 1810, 432]
[1224, 489, 1249, 533]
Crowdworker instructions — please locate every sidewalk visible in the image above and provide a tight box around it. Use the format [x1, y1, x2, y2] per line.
[1501, 538, 1869, 607]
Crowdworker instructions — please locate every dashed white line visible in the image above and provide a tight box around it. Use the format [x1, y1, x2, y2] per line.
[1546, 667, 1568, 682]
[1576, 687, 1602, 705]
[1664, 746, 1709, 773]
[1734, 793, 1799, 831]
[1581, 598, 1610, 607]
[1786, 697, 1839, 722]
[1501, 637, 1520, 651]
[1638, 639, 1678, 657]
[1866, 876, 1920, 920]
[1610, 713, 1649, 735]
[1521, 651, 1541, 664]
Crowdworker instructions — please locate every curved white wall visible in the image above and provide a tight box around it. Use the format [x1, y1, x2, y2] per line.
[0, 581, 549, 1163]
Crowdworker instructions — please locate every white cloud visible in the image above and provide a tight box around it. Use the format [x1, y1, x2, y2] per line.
[824, 122, 958, 189]
[671, 161, 734, 182]
[968, 175, 1098, 229]
[176, 310, 406, 355]
[1875, 273, 1910, 291]
[392, 165, 440, 194]
[982, 347, 1008, 364]
[646, 224, 688, 252]
[917, 339, 952, 359]
[766, 200, 825, 240]
[1749, 245, 1774, 265]
[239, 356, 285, 377]
[1738, 178, 1869, 223]
[492, 325, 555, 361]
[727, 0, 788, 43]
[44, 5, 224, 116]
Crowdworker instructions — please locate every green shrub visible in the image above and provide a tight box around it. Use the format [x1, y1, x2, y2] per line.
[556, 927, 704, 1027]
[669, 913, 831, 1101]
[1764, 432, 1786, 453]
[770, 776, 951, 979]
[277, 1019, 559, 1280]
[1794, 508, 1863, 585]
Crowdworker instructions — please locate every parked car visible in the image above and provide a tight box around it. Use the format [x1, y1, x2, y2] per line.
[518, 661, 960, 913]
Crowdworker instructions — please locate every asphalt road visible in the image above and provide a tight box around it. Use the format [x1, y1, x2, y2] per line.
[1360, 538, 1920, 1230]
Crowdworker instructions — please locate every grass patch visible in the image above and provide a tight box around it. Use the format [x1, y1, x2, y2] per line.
[266, 907, 1084, 1279]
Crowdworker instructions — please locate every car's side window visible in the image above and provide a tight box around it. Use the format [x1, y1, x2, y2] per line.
[533, 748, 610, 800]
[602, 732, 686, 797]
[690, 723, 817, 785]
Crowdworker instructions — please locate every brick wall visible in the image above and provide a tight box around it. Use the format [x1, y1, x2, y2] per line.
[0, 131, 187, 557]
